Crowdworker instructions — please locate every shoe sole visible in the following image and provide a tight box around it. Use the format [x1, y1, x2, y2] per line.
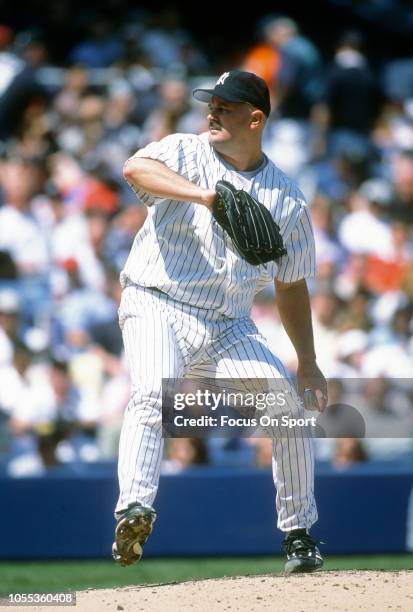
[285, 558, 324, 574]
[112, 511, 155, 567]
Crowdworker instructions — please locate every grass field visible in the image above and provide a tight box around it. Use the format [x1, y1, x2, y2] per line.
[1, 555, 412, 594]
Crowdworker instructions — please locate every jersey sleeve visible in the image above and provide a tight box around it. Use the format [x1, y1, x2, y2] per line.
[276, 204, 316, 282]
[125, 133, 201, 206]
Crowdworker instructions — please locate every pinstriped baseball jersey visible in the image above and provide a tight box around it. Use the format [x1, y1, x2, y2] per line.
[121, 132, 315, 316]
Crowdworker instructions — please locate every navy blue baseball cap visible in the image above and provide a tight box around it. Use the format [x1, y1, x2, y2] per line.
[193, 70, 271, 117]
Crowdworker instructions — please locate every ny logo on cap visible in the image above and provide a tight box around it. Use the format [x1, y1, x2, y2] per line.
[216, 72, 230, 86]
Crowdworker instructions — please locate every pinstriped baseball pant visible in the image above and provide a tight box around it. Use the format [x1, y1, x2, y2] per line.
[116, 285, 317, 532]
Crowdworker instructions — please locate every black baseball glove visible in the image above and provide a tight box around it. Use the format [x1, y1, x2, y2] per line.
[213, 180, 287, 266]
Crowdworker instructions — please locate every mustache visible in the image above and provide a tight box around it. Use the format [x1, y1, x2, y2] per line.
[209, 121, 221, 129]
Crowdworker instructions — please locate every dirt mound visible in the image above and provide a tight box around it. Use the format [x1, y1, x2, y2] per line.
[78, 570, 411, 612]
[21, 570, 413, 612]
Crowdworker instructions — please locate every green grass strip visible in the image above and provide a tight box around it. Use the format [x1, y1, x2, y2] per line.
[0, 555, 412, 594]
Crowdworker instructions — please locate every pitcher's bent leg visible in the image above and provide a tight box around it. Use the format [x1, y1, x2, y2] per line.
[116, 296, 184, 514]
[203, 322, 318, 533]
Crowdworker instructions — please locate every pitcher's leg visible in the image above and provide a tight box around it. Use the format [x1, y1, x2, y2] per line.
[272, 426, 317, 532]
[116, 302, 184, 514]
[200, 324, 317, 532]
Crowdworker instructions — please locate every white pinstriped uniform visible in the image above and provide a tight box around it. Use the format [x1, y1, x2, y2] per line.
[116, 132, 318, 532]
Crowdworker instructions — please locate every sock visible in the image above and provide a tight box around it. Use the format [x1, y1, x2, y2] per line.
[288, 528, 308, 537]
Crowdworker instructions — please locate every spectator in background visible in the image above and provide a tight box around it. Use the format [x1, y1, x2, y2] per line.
[318, 31, 381, 155]
[363, 221, 413, 295]
[310, 193, 343, 282]
[388, 150, 413, 224]
[0, 249, 18, 283]
[372, 98, 413, 171]
[242, 19, 281, 103]
[333, 438, 368, 468]
[357, 378, 413, 458]
[0, 341, 45, 475]
[88, 267, 123, 356]
[53, 71, 134, 168]
[338, 181, 393, 257]
[260, 16, 324, 176]
[0, 341, 34, 426]
[116, 35, 159, 127]
[334, 253, 371, 301]
[0, 24, 13, 52]
[139, 8, 207, 74]
[47, 152, 88, 214]
[335, 329, 369, 376]
[263, 16, 324, 120]
[249, 438, 273, 467]
[141, 78, 206, 143]
[362, 305, 413, 379]
[263, 112, 312, 180]
[0, 158, 48, 276]
[383, 56, 413, 107]
[96, 359, 129, 459]
[311, 290, 341, 376]
[50, 170, 119, 290]
[53, 65, 91, 126]
[9, 357, 100, 469]
[58, 94, 107, 158]
[335, 288, 372, 332]
[0, 27, 47, 142]
[54, 258, 118, 355]
[0, 157, 50, 328]
[104, 203, 147, 272]
[0, 289, 21, 366]
[94, 79, 142, 176]
[314, 136, 372, 205]
[251, 288, 297, 373]
[162, 438, 208, 473]
[314, 378, 366, 462]
[69, 19, 124, 68]
[52, 213, 105, 293]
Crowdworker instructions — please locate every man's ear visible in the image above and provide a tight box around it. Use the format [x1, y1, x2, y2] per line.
[250, 109, 265, 129]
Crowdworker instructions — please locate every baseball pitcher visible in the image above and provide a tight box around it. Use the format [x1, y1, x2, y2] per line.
[113, 70, 328, 573]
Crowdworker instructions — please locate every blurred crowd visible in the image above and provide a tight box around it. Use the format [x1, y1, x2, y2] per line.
[1, 9, 413, 477]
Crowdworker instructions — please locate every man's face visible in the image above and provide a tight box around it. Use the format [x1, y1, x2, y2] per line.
[207, 96, 254, 151]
